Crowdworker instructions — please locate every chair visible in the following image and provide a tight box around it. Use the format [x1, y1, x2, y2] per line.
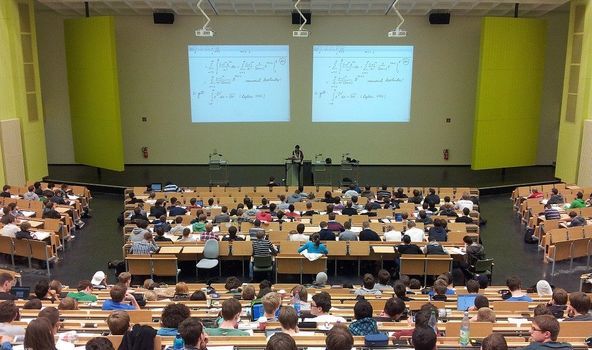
[492, 301, 529, 313]
[13, 239, 31, 268]
[469, 258, 495, 283]
[126, 256, 153, 278]
[128, 309, 154, 323]
[0, 236, 14, 265]
[196, 239, 219, 280]
[252, 255, 274, 281]
[152, 255, 180, 283]
[324, 241, 347, 276]
[29, 239, 57, 277]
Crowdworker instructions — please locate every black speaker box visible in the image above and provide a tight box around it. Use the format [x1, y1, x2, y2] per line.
[429, 12, 450, 25]
[153, 12, 174, 24]
[292, 12, 311, 25]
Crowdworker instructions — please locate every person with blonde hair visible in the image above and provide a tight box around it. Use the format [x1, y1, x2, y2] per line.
[475, 307, 496, 323]
[261, 292, 281, 321]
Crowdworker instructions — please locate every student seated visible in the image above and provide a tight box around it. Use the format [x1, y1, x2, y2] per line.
[177, 228, 196, 242]
[307, 291, 346, 324]
[0, 300, 24, 337]
[325, 324, 354, 350]
[430, 279, 448, 301]
[565, 292, 592, 321]
[379, 297, 406, 321]
[354, 274, 382, 295]
[297, 233, 328, 255]
[85, 337, 116, 350]
[481, 333, 508, 350]
[277, 306, 300, 336]
[523, 315, 573, 350]
[107, 311, 130, 335]
[505, 276, 533, 302]
[260, 292, 281, 322]
[546, 288, 568, 319]
[267, 333, 298, 350]
[101, 284, 139, 310]
[348, 300, 379, 336]
[178, 318, 208, 350]
[157, 303, 191, 336]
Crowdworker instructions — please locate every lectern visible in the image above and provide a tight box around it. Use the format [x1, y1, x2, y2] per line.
[285, 158, 302, 186]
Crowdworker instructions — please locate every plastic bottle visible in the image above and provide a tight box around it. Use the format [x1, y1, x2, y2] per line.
[292, 292, 301, 316]
[173, 334, 184, 350]
[428, 310, 437, 332]
[459, 311, 470, 347]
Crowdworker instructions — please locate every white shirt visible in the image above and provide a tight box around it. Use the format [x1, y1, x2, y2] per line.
[404, 227, 425, 242]
[306, 314, 347, 324]
[344, 190, 359, 198]
[383, 230, 402, 242]
[289, 234, 308, 241]
[456, 199, 474, 212]
[1, 224, 19, 238]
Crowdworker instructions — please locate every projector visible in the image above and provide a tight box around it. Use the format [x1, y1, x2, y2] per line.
[292, 30, 309, 38]
[388, 29, 407, 38]
[195, 29, 214, 37]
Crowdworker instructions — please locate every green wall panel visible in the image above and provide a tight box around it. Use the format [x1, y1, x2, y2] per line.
[555, 1, 592, 184]
[0, 0, 48, 183]
[472, 17, 547, 170]
[64, 16, 123, 171]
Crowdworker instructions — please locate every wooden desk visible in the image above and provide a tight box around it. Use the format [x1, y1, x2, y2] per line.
[276, 255, 327, 283]
[158, 246, 183, 254]
[372, 245, 396, 269]
[181, 246, 204, 254]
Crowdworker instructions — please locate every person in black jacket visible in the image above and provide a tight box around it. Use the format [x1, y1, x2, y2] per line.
[358, 221, 381, 241]
[427, 219, 448, 242]
[149, 199, 167, 218]
[397, 235, 422, 255]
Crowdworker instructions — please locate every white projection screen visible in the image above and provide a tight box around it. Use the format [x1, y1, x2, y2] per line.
[188, 45, 290, 123]
[312, 45, 414, 122]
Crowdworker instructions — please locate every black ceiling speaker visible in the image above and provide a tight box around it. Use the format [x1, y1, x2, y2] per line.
[292, 12, 312, 25]
[429, 12, 450, 25]
[153, 12, 175, 24]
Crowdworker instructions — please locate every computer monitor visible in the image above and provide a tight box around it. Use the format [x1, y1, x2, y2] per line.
[10, 286, 30, 300]
[457, 294, 477, 311]
[150, 183, 162, 192]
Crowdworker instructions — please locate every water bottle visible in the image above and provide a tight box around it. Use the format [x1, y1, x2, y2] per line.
[173, 334, 184, 350]
[428, 310, 437, 332]
[459, 311, 470, 347]
[292, 292, 301, 316]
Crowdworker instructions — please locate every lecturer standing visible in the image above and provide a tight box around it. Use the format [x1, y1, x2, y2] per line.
[291, 145, 304, 187]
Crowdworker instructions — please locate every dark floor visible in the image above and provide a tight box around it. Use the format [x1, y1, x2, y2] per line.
[3, 191, 589, 292]
[46, 164, 558, 189]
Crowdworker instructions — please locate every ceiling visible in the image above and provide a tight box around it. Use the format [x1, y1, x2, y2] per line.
[36, 0, 570, 17]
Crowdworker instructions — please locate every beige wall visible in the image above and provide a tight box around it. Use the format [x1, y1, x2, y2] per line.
[35, 11, 568, 165]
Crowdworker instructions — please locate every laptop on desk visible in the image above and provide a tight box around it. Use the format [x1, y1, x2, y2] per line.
[150, 183, 162, 192]
[457, 294, 477, 311]
[10, 286, 30, 300]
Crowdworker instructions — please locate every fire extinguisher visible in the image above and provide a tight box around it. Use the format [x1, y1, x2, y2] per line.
[443, 149, 449, 161]
[142, 147, 148, 159]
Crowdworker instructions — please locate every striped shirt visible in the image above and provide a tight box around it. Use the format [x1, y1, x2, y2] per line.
[131, 241, 159, 255]
[544, 208, 561, 220]
[252, 239, 277, 256]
